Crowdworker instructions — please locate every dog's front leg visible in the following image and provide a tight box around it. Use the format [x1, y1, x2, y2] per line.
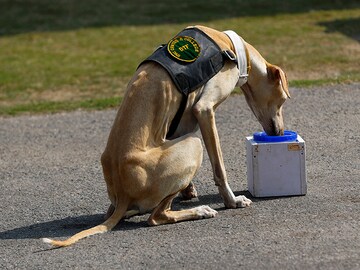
[193, 103, 252, 209]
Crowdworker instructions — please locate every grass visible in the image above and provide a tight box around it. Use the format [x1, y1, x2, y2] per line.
[0, 0, 359, 116]
[0, 96, 122, 116]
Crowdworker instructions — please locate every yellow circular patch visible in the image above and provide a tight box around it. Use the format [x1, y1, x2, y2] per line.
[167, 36, 201, 63]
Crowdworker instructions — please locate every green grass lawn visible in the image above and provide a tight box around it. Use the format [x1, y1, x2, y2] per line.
[0, 0, 359, 115]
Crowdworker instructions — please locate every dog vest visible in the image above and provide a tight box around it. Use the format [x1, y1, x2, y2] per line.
[140, 27, 231, 96]
[139, 27, 248, 137]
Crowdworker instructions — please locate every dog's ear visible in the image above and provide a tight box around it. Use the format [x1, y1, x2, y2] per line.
[267, 64, 291, 98]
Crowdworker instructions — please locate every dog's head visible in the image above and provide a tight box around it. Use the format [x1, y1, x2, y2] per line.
[241, 63, 290, 136]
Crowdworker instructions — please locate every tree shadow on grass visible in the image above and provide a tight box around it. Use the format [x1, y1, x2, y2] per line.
[319, 17, 360, 42]
[1, 0, 359, 36]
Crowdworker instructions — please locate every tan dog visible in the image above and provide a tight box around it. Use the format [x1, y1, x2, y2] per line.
[43, 25, 290, 247]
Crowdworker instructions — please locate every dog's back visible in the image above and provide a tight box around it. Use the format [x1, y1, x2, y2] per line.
[105, 62, 183, 153]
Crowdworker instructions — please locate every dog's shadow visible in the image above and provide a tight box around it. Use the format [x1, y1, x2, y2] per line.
[0, 191, 256, 240]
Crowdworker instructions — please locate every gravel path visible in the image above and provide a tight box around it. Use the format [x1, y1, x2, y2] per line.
[0, 83, 359, 269]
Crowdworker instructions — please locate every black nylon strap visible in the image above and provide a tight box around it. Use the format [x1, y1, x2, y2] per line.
[166, 93, 188, 139]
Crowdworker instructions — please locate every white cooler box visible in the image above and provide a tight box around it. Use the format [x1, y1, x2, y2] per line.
[246, 131, 307, 197]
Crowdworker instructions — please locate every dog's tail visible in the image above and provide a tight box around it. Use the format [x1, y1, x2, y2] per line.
[41, 204, 127, 248]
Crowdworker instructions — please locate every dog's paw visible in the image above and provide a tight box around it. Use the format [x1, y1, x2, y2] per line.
[195, 205, 218, 219]
[124, 209, 140, 219]
[235, 195, 252, 208]
[180, 182, 198, 200]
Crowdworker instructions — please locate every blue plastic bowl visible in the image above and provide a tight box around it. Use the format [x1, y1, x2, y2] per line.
[253, 130, 298, 143]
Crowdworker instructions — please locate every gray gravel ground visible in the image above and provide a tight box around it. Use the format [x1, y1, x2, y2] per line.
[0, 83, 359, 269]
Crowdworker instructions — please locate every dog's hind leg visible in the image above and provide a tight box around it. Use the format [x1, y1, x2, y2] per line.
[148, 193, 217, 226]
[146, 134, 217, 225]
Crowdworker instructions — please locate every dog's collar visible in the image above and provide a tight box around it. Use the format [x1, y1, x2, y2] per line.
[223, 30, 250, 87]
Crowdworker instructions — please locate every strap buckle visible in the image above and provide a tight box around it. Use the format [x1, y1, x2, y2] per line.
[223, 50, 237, 63]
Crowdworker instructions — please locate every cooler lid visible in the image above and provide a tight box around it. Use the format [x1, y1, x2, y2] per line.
[253, 130, 298, 142]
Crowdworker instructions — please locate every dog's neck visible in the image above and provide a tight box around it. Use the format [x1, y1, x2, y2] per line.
[223, 31, 249, 86]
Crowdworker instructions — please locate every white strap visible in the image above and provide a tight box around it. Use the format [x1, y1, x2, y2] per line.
[223, 30, 248, 86]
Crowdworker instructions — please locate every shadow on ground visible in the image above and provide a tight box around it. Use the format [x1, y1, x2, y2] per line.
[0, 191, 260, 240]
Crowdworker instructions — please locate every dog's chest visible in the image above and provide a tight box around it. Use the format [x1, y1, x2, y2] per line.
[140, 27, 225, 96]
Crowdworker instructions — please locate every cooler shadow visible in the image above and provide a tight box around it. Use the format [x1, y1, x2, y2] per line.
[2, 0, 359, 36]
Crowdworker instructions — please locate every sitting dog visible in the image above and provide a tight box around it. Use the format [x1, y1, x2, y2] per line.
[43, 25, 290, 247]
